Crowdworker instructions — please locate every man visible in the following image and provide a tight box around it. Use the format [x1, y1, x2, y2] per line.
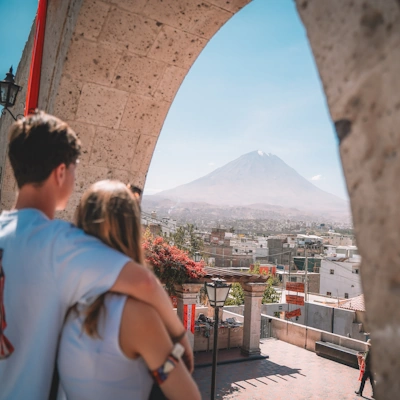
[355, 339, 374, 397]
[0, 111, 193, 399]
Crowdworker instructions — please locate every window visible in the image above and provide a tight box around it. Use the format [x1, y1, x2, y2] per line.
[290, 277, 297, 282]
[327, 292, 332, 296]
[345, 293, 349, 299]
[330, 269, 335, 275]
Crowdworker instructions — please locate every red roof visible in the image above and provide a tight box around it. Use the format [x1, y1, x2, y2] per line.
[339, 294, 365, 312]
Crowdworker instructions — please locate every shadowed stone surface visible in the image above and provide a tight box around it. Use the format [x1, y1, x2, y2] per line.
[296, 1, 400, 398]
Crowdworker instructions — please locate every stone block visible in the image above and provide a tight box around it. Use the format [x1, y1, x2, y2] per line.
[127, 170, 146, 189]
[53, 75, 84, 122]
[75, 164, 110, 192]
[131, 134, 158, 174]
[109, 169, 133, 184]
[229, 327, 243, 348]
[208, 0, 250, 13]
[1, 160, 17, 194]
[100, 7, 162, 56]
[74, 0, 110, 41]
[102, 0, 148, 14]
[217, 327, 229, 349]
[194, 330, 209, 352]
[64, 39, 122, 86]
[143, 0, 199, 31]
[0, 191, 17, 211]
[90, 127, 139, 170]
[187, 3, 232, 39]
[147, 25, 207, 69]
[112, 54, 166, 96]
[66, 121, 97, 165]
[76, 83, 129, 129]
[154, 65, 187, 102]
[120, 94, 170, 135]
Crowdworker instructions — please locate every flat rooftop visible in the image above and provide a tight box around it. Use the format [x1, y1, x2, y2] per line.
[193, 339, 373, 399]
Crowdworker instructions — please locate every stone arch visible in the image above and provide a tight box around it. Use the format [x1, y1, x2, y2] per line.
[1, 0, 400, 397]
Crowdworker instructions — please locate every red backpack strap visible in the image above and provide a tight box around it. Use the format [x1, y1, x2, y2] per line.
[0, 249, 14, 359]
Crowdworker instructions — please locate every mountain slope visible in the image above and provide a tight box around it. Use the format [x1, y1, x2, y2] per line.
[153, 151, 348, 216]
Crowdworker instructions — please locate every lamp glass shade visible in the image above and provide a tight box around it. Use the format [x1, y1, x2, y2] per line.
[0, 81, 9, 105]
[205, 280, 231, 308]
[0, 68, 21, 107]
[8, 84, 19, 106]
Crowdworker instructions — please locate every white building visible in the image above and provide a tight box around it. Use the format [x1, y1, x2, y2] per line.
[320, 256, 362, 299]
[229, 237, 257, 256]
[323, 232, 353, 246]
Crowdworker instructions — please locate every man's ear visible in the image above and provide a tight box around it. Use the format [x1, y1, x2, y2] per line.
[54, 163, 67, 187]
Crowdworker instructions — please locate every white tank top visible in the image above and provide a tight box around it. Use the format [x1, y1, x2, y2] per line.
[58, 294, 153, 400]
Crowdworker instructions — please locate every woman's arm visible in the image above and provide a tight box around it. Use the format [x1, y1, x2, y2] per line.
[110, 261, 193, 372]
[120, 297, 201, 400]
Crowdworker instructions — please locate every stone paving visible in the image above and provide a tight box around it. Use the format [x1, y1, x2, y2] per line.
[193, 339, 374, 400]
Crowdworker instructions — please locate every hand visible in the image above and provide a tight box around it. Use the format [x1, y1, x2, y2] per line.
[180, 334, 194, 373]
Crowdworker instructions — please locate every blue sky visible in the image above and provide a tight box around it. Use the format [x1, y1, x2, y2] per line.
[0, 0, 348, 200]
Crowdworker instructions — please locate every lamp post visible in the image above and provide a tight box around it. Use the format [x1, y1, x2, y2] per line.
[0, 67, 22, 121]
[205, 278, 231, 400]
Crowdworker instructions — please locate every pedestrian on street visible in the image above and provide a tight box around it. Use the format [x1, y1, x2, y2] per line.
[355, 339, 374, 397]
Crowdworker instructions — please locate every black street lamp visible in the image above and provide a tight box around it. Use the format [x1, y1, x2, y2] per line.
[0, 67, 22, 121]
[205, 278, 231, 400]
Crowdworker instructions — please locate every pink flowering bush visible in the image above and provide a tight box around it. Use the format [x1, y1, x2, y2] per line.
[143, 233, 205, 295]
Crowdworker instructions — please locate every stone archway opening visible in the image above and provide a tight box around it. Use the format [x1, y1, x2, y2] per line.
[0, 1, 399, 398]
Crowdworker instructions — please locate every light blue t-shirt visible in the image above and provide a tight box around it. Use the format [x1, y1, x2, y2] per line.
[0, 209, 130, 400]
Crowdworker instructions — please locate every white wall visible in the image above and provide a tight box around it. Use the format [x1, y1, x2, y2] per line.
[320, 260, 362, 299]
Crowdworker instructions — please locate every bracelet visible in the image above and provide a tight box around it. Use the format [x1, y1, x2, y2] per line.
[150, 343, 185, 385]
[171, 330, 187, 343]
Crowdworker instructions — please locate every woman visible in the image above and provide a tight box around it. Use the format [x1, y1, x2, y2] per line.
[57, 180, 201, 400]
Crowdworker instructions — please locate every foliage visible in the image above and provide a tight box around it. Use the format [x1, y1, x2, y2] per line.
[262, 276, 280, 304]
[225, 283, 244, 306]
[171, 224, 204, 258]
[143, 230, 205, 295]
[225, 277, 280, 305]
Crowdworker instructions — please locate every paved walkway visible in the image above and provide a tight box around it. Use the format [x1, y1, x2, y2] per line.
[193, 339, 374, 400]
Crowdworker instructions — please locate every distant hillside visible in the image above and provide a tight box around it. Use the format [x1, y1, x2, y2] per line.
[149, 150, 349, 218]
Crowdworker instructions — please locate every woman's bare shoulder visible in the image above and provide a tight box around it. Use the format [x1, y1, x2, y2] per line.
[122, 297, 166, 337]
[120, 296, 170, 359]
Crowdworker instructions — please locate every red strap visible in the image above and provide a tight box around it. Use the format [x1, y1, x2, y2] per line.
[0, 250, 14, 359]
[25, 0, 48, 116]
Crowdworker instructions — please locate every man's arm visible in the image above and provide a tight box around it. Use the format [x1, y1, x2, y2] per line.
[110, 260, 194, 372]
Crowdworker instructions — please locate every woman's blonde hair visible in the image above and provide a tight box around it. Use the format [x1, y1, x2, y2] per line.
[75, 180, 144, 337]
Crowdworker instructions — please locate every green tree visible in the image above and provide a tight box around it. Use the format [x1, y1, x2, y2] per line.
[225, 277, 280, 306]
[225, 283, 244, 306]
[172, 224, 204, 258]
[262, 276, 280, 304]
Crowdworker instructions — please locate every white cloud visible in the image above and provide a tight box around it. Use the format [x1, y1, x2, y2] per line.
[208, 162, 215, 166]
[311, 174, 323, 181]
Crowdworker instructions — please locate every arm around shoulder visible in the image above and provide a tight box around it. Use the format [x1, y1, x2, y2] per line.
[120, 298, 201, 400]
[111, 260, 194, 372]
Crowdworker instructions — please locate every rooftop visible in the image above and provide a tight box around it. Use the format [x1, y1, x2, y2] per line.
[339, 294, 365, 312]
[193, 339, 373, 399]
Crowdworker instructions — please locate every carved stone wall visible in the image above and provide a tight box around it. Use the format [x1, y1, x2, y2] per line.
[296, 1, 400, 398]
[0, 1, 399, 397]
[0, 0, 249, 218]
